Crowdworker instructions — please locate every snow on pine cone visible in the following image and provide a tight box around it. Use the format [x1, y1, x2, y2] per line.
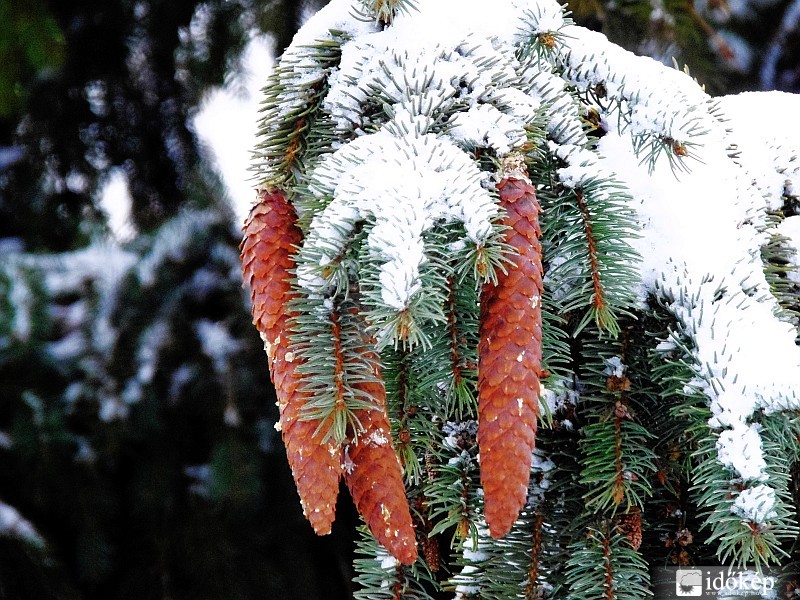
[477, 172, 544, 538]
[241, 189, 342, 535]
[343, 321, 418, 565]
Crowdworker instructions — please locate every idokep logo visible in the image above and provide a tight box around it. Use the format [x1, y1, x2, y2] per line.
[675, 569, 703, 597]
[652, 566, 778, 598]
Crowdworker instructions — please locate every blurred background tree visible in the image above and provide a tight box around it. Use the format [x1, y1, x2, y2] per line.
[0, 0, 798, 599]
[0, 1, 358, 599]
[569, 0, 800, 94]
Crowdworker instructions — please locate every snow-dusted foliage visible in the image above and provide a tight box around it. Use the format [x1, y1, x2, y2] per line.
[252, 0, 800, 595]
[0, 204, 289, 594]
[1, 208, 264, 437]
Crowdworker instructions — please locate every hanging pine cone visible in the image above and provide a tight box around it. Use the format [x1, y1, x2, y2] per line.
[478, 165, 544, 538]
[344, 403, 417, 565]
[241, 190, 343, 535]
[422, 535, 440, 573]
[616, 507, 643, 551]
[343, 320, 418, 565]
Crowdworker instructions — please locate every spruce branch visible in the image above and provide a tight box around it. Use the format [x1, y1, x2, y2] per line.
[252, 35, 346, 191]
[425, 420, 482, 545]
[760, 218, 800, 333]
[532, 146, 640, 337]
[564, 525, 652, 600]
[382, 345, 441, 486]
[521, 69, 588, 147]
[354, 0, 418, 25]
[244, 1, 800, 596]
[577, 331, 658, 514]
[353, 526, 437, 599]
[649, 298, 798, 568]
[444, 275, 479, 421]
[448, 448, 564, 599]
[516, 2, 573, 65]
[574, 188, 614, 334]
[358, 232, 451, 351]
[292, 295, 382, 445]
[633, 303, 712, 566]
[556, 25, 713, 175]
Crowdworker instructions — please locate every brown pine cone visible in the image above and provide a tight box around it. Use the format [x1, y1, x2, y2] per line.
[616, 508, 643, 551]
[478, 174, 543, 538]
[343, 326, 417, 565]
[345, 401, 417, 565]
[241, 190, 342, 535]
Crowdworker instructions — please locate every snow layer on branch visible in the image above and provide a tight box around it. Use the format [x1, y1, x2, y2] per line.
[520, 0, 566, 35]
[597, 92, 800, 490]
[298, 123, 497, 309]
[551, 142, 608, 190]
[716, 424, 768, 482]
[288, 0, 574, 314]
[324, 28, 536, 142]
[559, 25, 714, 147]
[287, 0, 378, 50]
[520, 69, 586, 145]
[447, 104, 527, 155]
[718, 92, 800, 211]
[288, 0, 544, 66]
[732, 485, 778, 525]
[260, 0, 378, 125]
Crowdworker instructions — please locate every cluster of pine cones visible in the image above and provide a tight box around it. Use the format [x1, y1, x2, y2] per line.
[240, 166, 543, 563]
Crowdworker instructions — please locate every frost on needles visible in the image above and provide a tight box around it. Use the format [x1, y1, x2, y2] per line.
[243, 0, 800, 596]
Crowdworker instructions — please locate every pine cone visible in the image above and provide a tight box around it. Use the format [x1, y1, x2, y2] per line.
[343, 328, 417, 564]
[422, 534, 440, 573]
[478, 175, 543, 538]
[241, 190, 342, 535]
[616, 508, 643, 551]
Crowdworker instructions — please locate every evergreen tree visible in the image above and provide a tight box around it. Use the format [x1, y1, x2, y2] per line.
[246, 0, 800, 598]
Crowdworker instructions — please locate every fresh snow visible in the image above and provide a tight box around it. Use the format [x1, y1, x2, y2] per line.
[298, 125, 498, 309]
[452, 524, 492, 599]
[732, 484, 778, 525]
[597, 93, 800, 487]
